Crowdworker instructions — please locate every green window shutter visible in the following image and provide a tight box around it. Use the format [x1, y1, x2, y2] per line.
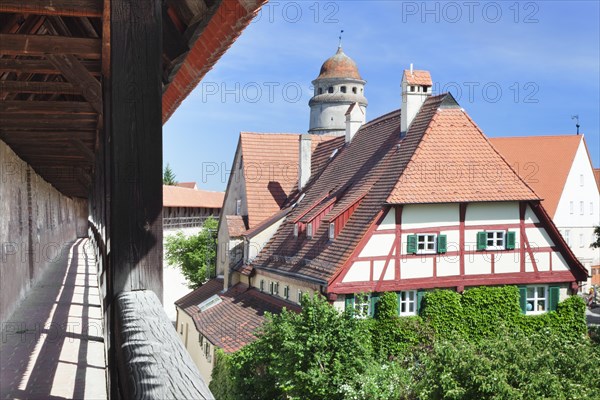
[416, 290, 425, 315]
[506, 231, 516, 250]
[477, 231, 487, 250]
[407, 235, 417, 254]
[548, 286, 560, 311]
[370, 293, 380, 317]
[345, 294, 354, 314]
[519, 286, 527, 314]
[437, 234, 447, 253]
[396, 292, 401, 315]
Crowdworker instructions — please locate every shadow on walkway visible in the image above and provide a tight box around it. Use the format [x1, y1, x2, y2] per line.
[1, 238, 107, 400]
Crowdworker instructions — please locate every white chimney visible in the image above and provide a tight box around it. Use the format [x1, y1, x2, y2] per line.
[345, 102, 365, 143]
[401, 67, 432, 134]
[298, 134, 312, 191]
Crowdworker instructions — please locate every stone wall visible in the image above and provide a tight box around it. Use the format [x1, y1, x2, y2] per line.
[0, 139, 88, 324]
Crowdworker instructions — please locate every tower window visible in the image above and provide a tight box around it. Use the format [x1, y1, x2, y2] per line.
[341, 86, 347, 93]
[319, 88, 323, 95]
[352, 87, 357, 94]
[328, 86, 334, 93]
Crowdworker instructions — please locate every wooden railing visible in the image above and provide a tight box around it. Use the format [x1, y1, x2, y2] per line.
[163, 216, 219, 230]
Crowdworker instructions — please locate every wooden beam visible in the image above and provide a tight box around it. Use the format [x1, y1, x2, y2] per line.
[0, 0, 103, 18]
[0, 34, 101, 59]
[0, 100, 95, 114]
[47, 54, 102, 113]
[108, 0, 163, 296]
[0, 114, 97, 130]
[70, 138, 95, 160]
[0, 80, 80, 95]
[0, 59, 101, 75]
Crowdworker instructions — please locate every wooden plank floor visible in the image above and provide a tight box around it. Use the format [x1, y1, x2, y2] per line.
[0, 239, 107, 400]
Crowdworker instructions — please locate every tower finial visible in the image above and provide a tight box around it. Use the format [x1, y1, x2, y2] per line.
[338, 30, 344, 49]
[571, 115, 580, 135]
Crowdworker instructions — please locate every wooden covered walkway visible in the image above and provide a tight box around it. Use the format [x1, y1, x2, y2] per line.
[0, 239, 107, 400]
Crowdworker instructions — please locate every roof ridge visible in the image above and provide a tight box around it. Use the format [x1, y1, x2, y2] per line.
[492, 134, 583, 140]
[363, 108, 400, 128]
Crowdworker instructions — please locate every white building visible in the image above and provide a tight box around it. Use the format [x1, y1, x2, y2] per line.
[492, 135, 600, 290]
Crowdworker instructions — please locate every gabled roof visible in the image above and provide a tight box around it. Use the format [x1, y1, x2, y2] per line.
[226, 215, 248, 237]
[387, 102, 539, 204]
[175, 279, 299, 353]
[403, 70, 432, 86]
[490, 135, 582, 217]
[239, 132, 344, 229]
[163, 185, 224, 208]
[595, 168, 600, 191]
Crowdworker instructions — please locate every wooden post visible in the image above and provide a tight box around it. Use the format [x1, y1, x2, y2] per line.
[107, 0, 163, 299]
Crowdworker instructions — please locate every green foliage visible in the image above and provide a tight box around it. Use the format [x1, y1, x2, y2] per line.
[460, 286, 521, 339]
[229, 295, 373, 400]
[209, 349, 235, 400]
[164, 217, 218, 289]
[163, 163, 177, 185]
[414, 330, 600, 400]
[421, 289, 465, 338]
[591, 225, 600, 248]
[340, 360, 414, 400]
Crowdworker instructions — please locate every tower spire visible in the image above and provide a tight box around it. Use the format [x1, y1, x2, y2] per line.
[338, 30, 344, 49]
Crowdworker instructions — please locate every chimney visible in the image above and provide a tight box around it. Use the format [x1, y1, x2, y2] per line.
[345, 102, 365, 143]
[401, 67, 432, 134]
[298, 134, 312, 191]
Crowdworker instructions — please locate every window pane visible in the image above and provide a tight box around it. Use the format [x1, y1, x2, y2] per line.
[401, 303, 406, 312]
[487, 232, 494, 239]
[537, 286, 545, 298]
[408, 291, 415, 301]
[427, 235, 435, 241]
[537, 300, 545, 311]
[527, 287, 534, 297]
[408, 303, 414, 312]
[526, 300, 534, 312]
[497, 232, 504, 239]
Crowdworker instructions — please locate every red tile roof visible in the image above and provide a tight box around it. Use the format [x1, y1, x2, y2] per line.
[162, 0, 267, 123]
[403, 70, 432, 86]
[387, 107, 539, 204]
[226, 215, 248, 237]
[176, 182, 197, 189]
[239, 133, 343, 229]
[176, 279, 300, 353]
[490, 135, 583, 217]
[163, 185, 224, 208]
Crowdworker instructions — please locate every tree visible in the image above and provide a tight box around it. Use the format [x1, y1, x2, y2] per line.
[591, 225, 600, 248]
[228, 294, 374, 400]
[164, 217, 217, 288]
[163, 163, 177, 185]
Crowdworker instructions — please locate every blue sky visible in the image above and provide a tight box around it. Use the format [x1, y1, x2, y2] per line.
[164, 0, 600, 192]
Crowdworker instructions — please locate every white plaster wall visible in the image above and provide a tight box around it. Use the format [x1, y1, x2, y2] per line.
[310, 103, 354, 134]
[176, 308, 214, 384]
[402, 203, 458, 229]
[437, 256, 460, 277]
[359, 233, 395, 258]
[251, 270, 319, 305]
[525, 227, 554, 248]
[402, 258, 433, 279]
[344, 261, 370, 282]
[377, 208, 395, 230]
[247, 216, 286, 261]
[465, 254, 492, 275]
[553, 137, 600, 286]
[465, 202, 519, 226]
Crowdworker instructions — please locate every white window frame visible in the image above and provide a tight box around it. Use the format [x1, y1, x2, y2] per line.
[293, 223, 299, 237]
[283, 285, 289, 300]
[354, 293, 371, 319]
[328, 222, 335, 240]
[297, 289, 303, 304]
[259, 279, 265, 292]
[235, 199, 242, 216]
[416, 234, 437, 254]
[525, 285, 547, 315]
[399, 290, 417, 316]
[486, 230, 506, 250]
[307, 223, 313, 239]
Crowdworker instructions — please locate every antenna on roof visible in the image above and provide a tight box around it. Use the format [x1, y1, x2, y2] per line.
[338, 30, 344, 49]
[571, 115, 580, 135]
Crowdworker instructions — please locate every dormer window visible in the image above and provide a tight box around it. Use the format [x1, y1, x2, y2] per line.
[328, 86, 334, 93]
[293, 223, 299, 237]
[328, 222, 335, 240]
[307, 223, 313, 239]
[341, 86, 347, 93]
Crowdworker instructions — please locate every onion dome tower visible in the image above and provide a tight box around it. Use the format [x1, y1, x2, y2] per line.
[308, 45, 367, 135]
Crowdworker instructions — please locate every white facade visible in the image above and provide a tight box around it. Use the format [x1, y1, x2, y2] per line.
[400, 73, 432, 134]
[309, 78, 367, 135]
[339, 202, 576, 289]
[554, 137, 600, 288]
